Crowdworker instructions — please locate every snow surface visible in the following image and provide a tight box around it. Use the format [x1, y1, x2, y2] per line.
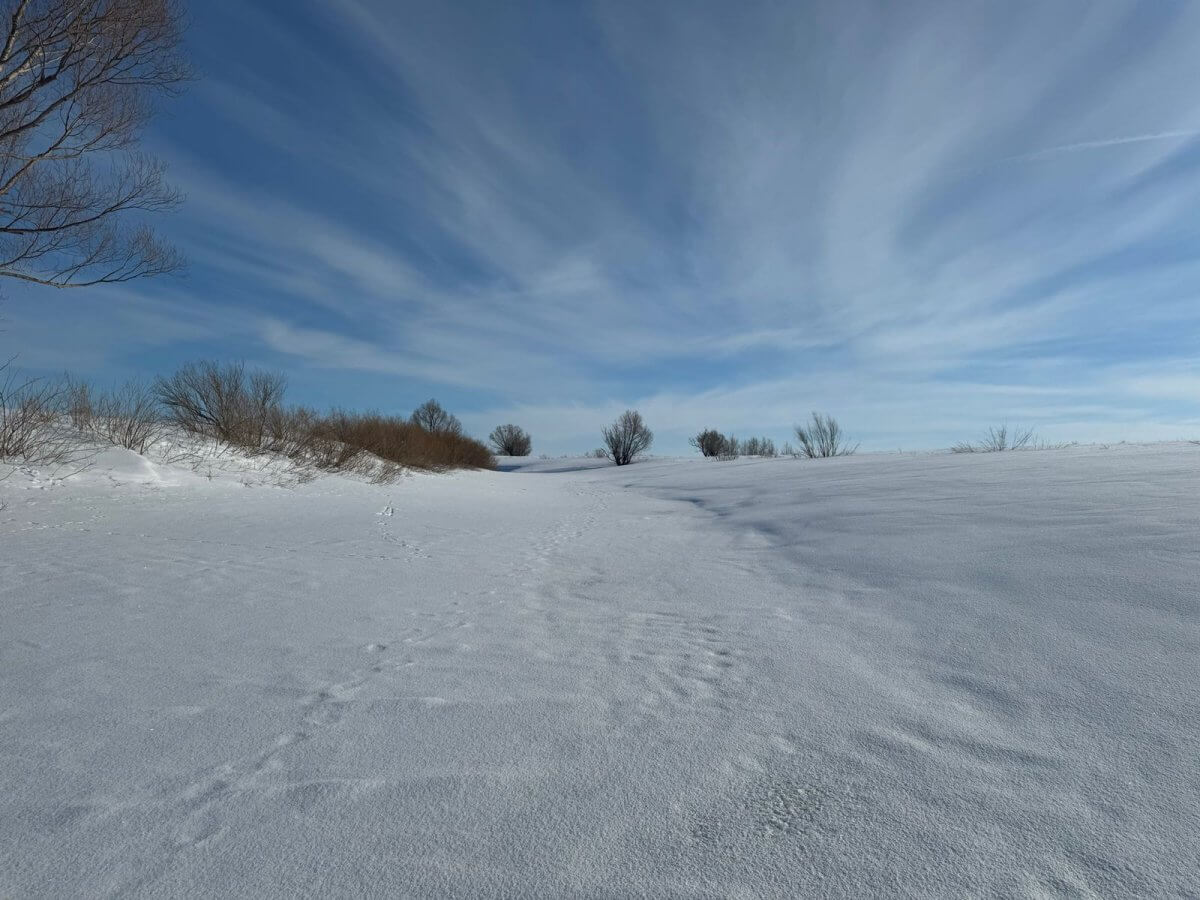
[2, 443, 1198, 897]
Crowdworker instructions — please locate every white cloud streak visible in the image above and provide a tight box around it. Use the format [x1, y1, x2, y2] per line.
[995, 130, 1200, 164]
[7, 0, 1200, 451]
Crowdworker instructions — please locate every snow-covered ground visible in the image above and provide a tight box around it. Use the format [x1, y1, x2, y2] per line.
[2, 443, 1198, 897]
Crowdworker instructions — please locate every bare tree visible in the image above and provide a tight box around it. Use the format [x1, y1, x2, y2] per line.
[794, 412, 858, 458]
[411, 398, 462, 435]
[0, 0, 189, 288]
[489, 423, 531, 456]
[602, 409, 652, 466]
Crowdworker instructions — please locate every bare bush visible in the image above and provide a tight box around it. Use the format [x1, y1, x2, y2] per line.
[411, 399, 462, 435]
[64, 375, 93, 430]
[794, 412, 858, 458]
[294, 414, 362, 472]
[602, 409, 653, 466]
[590, 447, 607, 459]
[317, 410, 493, 472]
[690, 428, 755, 460]
[489, 423, 532, 456]
[242, 369, 288, 448]
[152, 364, 494, 475]
[6, 356, 502, 480]
[741, 436, 777, 457]
[0, 361, 86, 468]
[259, 404, 327, 460]
[90, 378, 161, 452]
[951, 424, 1037, 454]
[689, 428, 726, 458]
[0, 0, 190, 288]
[154, 360, 285, 451]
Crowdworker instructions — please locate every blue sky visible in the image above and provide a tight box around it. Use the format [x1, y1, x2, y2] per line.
[4, 0, 1200, 454]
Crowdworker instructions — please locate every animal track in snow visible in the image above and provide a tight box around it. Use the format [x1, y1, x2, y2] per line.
[689, 763, 848, 856]
[749, 779, 829, 837]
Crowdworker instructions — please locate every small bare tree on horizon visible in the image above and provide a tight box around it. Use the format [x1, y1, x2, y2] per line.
[602, 409, 652, 466]
[489, 423, 531, 456]
[411, 399, 462, 435]
[0, 0, 190, 289]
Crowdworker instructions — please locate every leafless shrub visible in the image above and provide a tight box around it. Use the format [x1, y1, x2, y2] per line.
[294, 414, 363, 473]
[155, 433, 236, 476]
[741, 436, 777, 457]
[63, 375, 93, 430]
[0, 362, 58, 459]
[244, 370, 288, 445]
[316, 410, 493, 472]
[690, 429, 757, 460]
[794, 412, 858, 458]
[781, 441, 798, 458]
[411, 399, 462, 435]
[689, 428, 726, 458]
[154, 360, 286, 451]
[590, 447, 607, 459]
[951, 424, 1037, 454]
[602, 409, 653, 466]
[90, 378, 161, 453]
[489, 423, 532, 456]
[0, 360, 89, 469]
[258, 404, 326, 460]
[363, 459, 405, 484]
[7, 358, 496, 481]
[0, 0, 191, 288]
[152, 365, 493, 475]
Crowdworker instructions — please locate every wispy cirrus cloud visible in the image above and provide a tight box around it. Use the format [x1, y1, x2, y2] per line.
[4, 0, 1200, 450]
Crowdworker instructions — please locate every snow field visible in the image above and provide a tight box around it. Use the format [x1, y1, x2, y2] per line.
[2, 442, 1198, 896]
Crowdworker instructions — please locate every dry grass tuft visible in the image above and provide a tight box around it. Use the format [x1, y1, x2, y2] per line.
[951, 424, 1038, 453]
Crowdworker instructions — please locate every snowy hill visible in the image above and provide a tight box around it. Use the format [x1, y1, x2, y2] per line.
[3, 443, 1198, 896]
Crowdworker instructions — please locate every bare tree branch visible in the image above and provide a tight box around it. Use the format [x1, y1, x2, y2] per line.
[0, 0, 188, 288]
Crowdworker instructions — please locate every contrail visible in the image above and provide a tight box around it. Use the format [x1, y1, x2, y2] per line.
[1000, 129, 1200, 163]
